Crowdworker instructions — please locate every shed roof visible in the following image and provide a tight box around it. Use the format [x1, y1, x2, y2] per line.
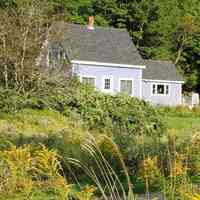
[143, 60, 184, 82]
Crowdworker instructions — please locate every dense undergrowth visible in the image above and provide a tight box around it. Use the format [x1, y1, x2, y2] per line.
[0, 78, 200, 199]
[0, 144, 96, 200]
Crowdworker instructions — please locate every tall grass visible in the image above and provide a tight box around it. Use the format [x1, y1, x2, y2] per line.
[69, 134, 136, 200]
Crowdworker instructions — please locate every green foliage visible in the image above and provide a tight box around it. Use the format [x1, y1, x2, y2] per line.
[70, 88, 164, 136]
[0, 77, 165, 138]
[1, 0, 200, 91]
[0, 84, 165, 175]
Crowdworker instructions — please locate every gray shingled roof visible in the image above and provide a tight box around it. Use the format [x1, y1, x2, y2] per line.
[49, 22, 144, 65]
[48, 23, 183, 82]
[143, 60, 184, 81]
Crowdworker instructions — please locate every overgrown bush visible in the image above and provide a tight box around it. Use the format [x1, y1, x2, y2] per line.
[0, 78, 165, 137]
[0, 77, 165, 164]
[0, 77, 168, 197]
[0, 77, 80, 113]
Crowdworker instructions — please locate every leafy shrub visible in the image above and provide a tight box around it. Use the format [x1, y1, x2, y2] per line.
[0, 79, 164, 138]
[72, 88, 165, 136]
[0, 79, 165, 162]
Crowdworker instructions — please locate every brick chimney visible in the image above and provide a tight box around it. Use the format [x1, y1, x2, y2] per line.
[87, 16, 94, 30]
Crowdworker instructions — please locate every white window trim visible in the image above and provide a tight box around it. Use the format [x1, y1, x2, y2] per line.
[143, 79, 184, 84]
[139, 70, 142, 99]
[102, 75, 114, 93]
[71, 60, 146, 69]
[80, 75, 97, 87]
[118, 78, 134, 97]
[151, 83, 170, 96]
[179, 84, 182, 105]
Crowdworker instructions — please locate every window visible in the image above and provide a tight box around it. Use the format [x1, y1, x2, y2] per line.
[152, 84, 170, 95]
[157, 84, 165, 94]
[82, 77, 95, 86]
[102, 76, 113, 93]
[104, 78, 111, 89]
[120, 80, 133, 96]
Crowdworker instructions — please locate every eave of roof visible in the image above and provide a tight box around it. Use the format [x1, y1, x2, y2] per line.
[71, 60, 146, 69]
[142, 79, 184, 84]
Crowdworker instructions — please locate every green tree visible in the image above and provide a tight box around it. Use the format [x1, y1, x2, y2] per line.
[180, 35, 200, 92]
[174, 15, 199, 65]
[0, 0, 53, 91]
[48, 0, 93, 24]
[127, 0, 158, 48]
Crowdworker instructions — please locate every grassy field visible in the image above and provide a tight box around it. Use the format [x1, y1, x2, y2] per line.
[164, 112, 200, 140]
[0, 109, 74, 136]
[0, 108, 200, 199]
[1, 108, 200, 138]
[166, 115, 200, 130]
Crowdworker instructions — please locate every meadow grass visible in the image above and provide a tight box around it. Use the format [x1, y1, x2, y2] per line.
[1, 107, 200, 142]
[0, 109, 74, 136]
[0, 108, 200, 199]
[165, 115, 200, 130]
[164, 114, 200, 141]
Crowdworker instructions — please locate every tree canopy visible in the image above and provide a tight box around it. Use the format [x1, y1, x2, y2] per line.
[0, 0, 200, 92]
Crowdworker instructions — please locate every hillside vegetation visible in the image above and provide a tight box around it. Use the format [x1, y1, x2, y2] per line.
[0, 81, 200, 199]
[0, 0, 200, 92]
[0, 0, 200, 199]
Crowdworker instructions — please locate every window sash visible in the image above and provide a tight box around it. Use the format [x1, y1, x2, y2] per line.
[103, 76, 113, 92]
[104, 78, 111, 89]
[120, 80, 133, 95]
[82, 77, 95, 86]
[152, 84, 170, 95]
[157, 84, 165, 94]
